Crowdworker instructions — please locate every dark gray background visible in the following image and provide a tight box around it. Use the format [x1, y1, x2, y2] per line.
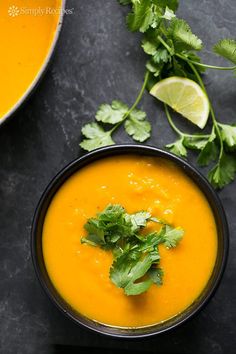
[0, 1, 235, 353]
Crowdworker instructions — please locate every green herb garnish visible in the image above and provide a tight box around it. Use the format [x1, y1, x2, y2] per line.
[81, 204, 184, 296]
[79, 0, 236, 189]
[80, 78, 151, 151]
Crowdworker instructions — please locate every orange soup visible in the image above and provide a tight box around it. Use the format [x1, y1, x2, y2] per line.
[0, 0, 62, 121]
[43, 156, 218, 327]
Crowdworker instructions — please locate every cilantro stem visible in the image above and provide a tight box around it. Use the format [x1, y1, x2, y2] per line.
[158, 38, 236, 72]
[159, 24, 168, 37]
[157, 35, 173, 54]
[210, 109, 224, 161]
[109, 71, 150, 134]
[109, 123, 120, 134]
[164, 104, 183, 136]
[187, 61, 224, 160]
[129, 71, 150, 115]
[176, 53, 236, 71]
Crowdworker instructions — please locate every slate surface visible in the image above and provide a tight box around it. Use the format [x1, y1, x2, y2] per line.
[0, 1, 235, 353]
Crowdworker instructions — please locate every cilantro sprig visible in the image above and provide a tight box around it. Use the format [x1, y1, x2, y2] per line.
[79, 0, 236, 189]
[81, 204, 184, 296]
[80, 73, 151, 151]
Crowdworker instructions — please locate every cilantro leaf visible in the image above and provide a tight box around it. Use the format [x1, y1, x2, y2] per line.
[167, 18, 203, 52]
[138, 232, 162, 255]
[219, 123, 236, 149]
[99, 204, 125, 220]
[129, 211, 152, 231]
[146, 59, 164, 77]
[184, 135, 209, 150]
[161, 6, 176, 21]
[126, 0, 154, 33]
[80, 123, 114, 151]
[97, 204, 131, 243]
[125, 108, 151, 142]
[148, 267, 164, 286]
[197, 132, 218, 166]
[109, 253, 135, 288]
[110, 253, 136, 289]
[142, 38, 158, 56]
[96, 100, 128, 124]
[162, 225, 184, 248]
[142, 37, 171, 65]
[166, 137, 187, 157]
[124, 278, 153, 295]
[80, 122, 105, 139]
[132, 211, 152, 225]
[208, 153, 236, 189]
[124, 252, 161, 295]
[81, 219, 105, 246]
[213, 39, 236, 65]
[126, 253, 158, 281]
[153, 48, 170, 64]
[110, 252, 156, 292]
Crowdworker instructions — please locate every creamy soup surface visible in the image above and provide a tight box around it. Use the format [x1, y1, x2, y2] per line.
[43, 155, 217, 327]
[0, 0, 62, 120]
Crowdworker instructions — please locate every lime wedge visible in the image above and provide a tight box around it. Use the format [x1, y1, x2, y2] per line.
[150, 77, 210, 129]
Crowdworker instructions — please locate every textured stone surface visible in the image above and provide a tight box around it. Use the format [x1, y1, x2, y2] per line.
[0, 1, 235, 353]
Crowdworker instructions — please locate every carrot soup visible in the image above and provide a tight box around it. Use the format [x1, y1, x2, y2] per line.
[0, 0, 62, 121]
[43, 155, 218, 327]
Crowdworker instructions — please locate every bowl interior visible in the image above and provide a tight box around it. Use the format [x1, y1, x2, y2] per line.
[0, 0, 66, 127]
[31, 145, 228, 338]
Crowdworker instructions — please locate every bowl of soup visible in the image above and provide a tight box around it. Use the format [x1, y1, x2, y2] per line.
[31, 145, 229, 337]
[0, 0, 65, 126]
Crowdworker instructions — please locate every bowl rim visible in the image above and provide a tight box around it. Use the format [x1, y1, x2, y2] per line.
[31, 144, 229, 338]
[0, 0, 66, 127]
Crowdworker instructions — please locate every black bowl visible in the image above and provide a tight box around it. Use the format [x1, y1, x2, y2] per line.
[31, 144, 229, 338]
